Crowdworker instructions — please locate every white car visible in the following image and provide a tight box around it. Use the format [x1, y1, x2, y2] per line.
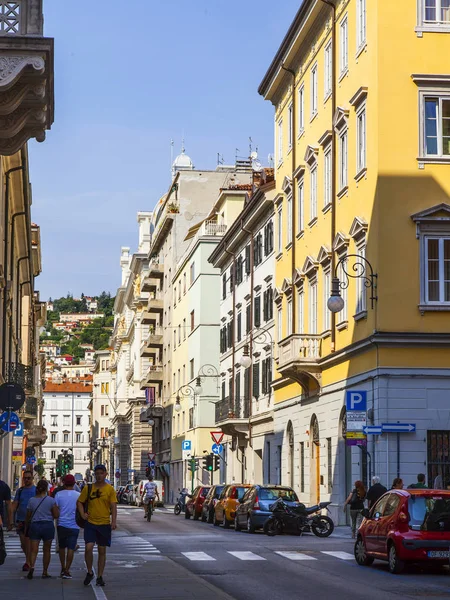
[137, 479, 164, 506]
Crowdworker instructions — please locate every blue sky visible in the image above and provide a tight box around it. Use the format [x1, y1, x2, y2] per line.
[29, 0, 300, 300]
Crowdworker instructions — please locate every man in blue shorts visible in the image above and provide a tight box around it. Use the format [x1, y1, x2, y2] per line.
[8, 472, 36, 571]
[55, 474, 80, 579]
[77, 465, 117, 587]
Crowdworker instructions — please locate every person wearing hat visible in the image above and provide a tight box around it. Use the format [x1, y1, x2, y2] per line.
[54, 474, 80, 579]
[77, 465, 117, 587]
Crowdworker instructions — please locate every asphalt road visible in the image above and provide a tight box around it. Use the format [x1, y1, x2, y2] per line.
[115, 505, 450, 600]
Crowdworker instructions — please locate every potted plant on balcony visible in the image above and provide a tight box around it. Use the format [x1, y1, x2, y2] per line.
[167, 202, 179, 214]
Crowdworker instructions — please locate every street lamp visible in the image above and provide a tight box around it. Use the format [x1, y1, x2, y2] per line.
[239, 345, 252, 368]
[238, 328, 274, 368]
[327, 254, 378, 314]
[194, 377, 203, 396]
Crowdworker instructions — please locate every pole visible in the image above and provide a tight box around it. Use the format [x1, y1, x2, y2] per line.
[190, 458, 195, 494]
[397, 432, 400, 479]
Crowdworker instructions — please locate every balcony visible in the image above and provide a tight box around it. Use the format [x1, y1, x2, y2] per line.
[147, 290, 163, 314]
[139, 397, 164, 422]
[27, 425, 47, 446]
[140, 327, 164, 356]
[148, 261, 164, 280]
[5, 362, 34, 392]
[201, 220, 227, 236]
[215, 396, 249, 438]
[141, 275, 158, 293]
[277, 334, 322, 395]
[19, 396, 38, 419]
[140, 364, 163, 388]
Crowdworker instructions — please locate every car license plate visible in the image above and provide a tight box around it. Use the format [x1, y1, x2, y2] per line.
[427, 551, 449, 558]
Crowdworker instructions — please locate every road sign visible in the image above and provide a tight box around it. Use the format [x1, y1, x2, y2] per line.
[212, 443, 223, 455]
[115, 470, 121, 478]
[210, 431, 224, 444]
[182, 440, 192, 451]
[382, 423, 416, 433]
[0, 411, 19, 432]
[346, 391, 367, 412]
[148, 452, 156, 461]
[182, 450, 192, 460]
[0, 382, 25, 411]
[346, 411, 367, 431]
[13, 421, 24, 437]
[149, 461, 155, 467]
[26, 456, 36, 465]
[346, 432, 367, 447]
[363, 425, 382, 435]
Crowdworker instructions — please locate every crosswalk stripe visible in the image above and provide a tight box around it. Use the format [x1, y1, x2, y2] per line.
[227, 551, 266, 561]
[275, 551, 317, 561]
[321, 551, 354, 560]
[182, 552, 216, 561]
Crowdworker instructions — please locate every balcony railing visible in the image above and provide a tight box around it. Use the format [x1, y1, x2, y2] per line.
[5, 362, 34, 391]
[201, 220, 227, 236]
[277, 334, 322, 367]
[19, 396, 37, 418]
[0, 0, 43, 36]
[215, 396, 249, 423]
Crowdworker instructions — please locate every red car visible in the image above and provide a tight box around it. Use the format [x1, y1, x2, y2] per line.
[185, 486, 211, 520]
[355, 489, 450, 573]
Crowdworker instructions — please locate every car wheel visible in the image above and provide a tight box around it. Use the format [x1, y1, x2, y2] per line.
[201, 511, 207, 523]
[354, 538, 374, 566]
[185, 508, 191, 519]
[193, 512, 200, 521]
[223, 514, 231, 529]
[247, 516, 255, 533]
[234, 515, 242, 531]
[208, 510, 214, 524]
[213, 513, 220, 527]
[388, 543, 405, 574]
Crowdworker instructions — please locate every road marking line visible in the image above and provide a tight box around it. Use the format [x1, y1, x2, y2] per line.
[275, 551, 317, 561]
[91, 567, 108, 600]
[227, 551, 266, 561]
[321, 551, 354, 560]
[182, 552, 216, 561]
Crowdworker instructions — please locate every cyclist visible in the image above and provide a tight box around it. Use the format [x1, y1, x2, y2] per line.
[142, 476, 160, 519]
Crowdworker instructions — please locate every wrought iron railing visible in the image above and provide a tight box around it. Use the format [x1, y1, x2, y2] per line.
[19, 396, 37, 417]
[215, 396, 250, 423]
[5, 362, 34, 391]
[0, 1, 43, 36]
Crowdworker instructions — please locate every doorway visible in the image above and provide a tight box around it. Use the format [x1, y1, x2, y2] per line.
[310, 414, 320, 505]
[427, 430, 450, 488]
[286, 421, 294, 489]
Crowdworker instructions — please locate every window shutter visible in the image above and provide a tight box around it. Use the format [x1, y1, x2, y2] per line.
[237, 313, 242, 342]
[228, 377, 232, 400]
[245, 245, 251, 274]
[223, 326, 227, 351]
[220, 328, 223, 353]
[235, 372, 241, 403]
[254, 296, 261, 328]
[264, 225, 268, 255]
[230, 264, 234, 292]
[246, 304, 251, 333]
[268, 288, 273, 320]
[221, 381, 226, 400]
[263, 290, 267, 322]
[244, 368, 249, 401]
[227, 321, 232, 348]
[269, 221, 274, 253]
[258, 234, 263, 263]
[253, 363, 260, 398]
[262, 360, 267, 394]
[222, 273, 227, 299]
[267, 359, 272, 395]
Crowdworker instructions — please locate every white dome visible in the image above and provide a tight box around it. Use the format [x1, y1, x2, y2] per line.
[172, 149, 194, 172]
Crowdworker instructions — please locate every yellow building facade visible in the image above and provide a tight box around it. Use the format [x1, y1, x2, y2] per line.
[259, 0, 450, 522]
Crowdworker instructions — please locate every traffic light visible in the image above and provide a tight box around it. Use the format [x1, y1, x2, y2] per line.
[66, 454, 74, 470]
[56, 454, 62, 477]
[203, 454, 213, 472]
[50, 468, 55, 480]
[188, 458, 199, 473]
[213, 455, 220, 471]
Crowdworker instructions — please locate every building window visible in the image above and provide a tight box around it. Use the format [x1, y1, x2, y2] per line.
[310, 166, 318, 221]
[277, 207, 283, 253]
[327, 437, 333, 493]
[300, 442, 305, 493]
[286, 298, 293, 336]
[189, 407, 194, 429]
[357, 107, 366, 172]
[51, 433, 56, 443]
[298, 178, 304, 233]
[178, 281, 181, 301]
[63, 433, 69, 443]
[356, 245, 367, 314]
[422, 0, 450, 25]
[423, 96, 450, 157]
[63, 415, 69, 427]
[277, 119, 283, 165]
[51, 415, 57, 427]
[246, 304, 251, 334]
[340, 16, 348, 75]
[51, 450, 56, 459]
[178, 324, 181, 346]
[254, 296, 261, 328]
[101, 405, 105, 416]
[425, 237, 450, 303]
[277, 306, 283, 342]
[237, 312, 242, 341]
[264, 221, 274, 255]
[76, 433, 82, 443]
[323, 269, 331, 330]
[288, 102, 293, 150]
[222, 273, 227, 300]
[183, 272, 186, 294]
[286, 193, 293, 244]
[190, 310, 195, 331]
[183, 318, 186, 339]
[263, 287, 274, 322]
[298, 84, 305, 135]
[190, 262, 195, 285]
[297, 288, 304, 333]
[311, 63, 318, 117]
[254, 233, 263, 266]
[76, 416, 82, 426]
[357, 0, 366, 47]
[324, 42, 332, 98]
[339, 130, 348, 190]
[190, 359, 195, 380]
[337, 256, 348, 322]
[173, 329, 176, 348]
[309, 280, 318, 334]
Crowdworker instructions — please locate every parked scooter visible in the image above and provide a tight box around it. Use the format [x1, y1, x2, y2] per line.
[264, 498, 334, 537]
[174, 488, 190, 515]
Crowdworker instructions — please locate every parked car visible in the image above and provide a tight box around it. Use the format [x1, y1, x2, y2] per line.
[214, 484, 251, 528]
[137, 479, 165, 506]
[201, 485, 225, 523]
[121, 483, 135, 504]
[235, 485, 299, 533]
[185, 485, 211, 520]
[355, 489, 450, 574]
[117, 485, 127, 504]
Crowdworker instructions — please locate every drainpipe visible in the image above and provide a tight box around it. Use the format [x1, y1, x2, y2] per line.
[16, 260, 30, 363]
[224, 244, 236, 415]
[321, 0, 337, 352]
[281, 64, 297, 334]
[241, 220, 254, 444]
[2, 165, 25, 377]
[9, 211, 26, 363]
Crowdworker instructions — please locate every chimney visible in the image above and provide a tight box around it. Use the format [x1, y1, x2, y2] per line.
[120, 247, 131, 285]
[137, 212, 152, 253]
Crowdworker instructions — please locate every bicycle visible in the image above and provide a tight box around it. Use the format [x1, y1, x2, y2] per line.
[146, 498, 155, 522]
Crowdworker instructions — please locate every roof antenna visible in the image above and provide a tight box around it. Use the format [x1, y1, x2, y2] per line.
[249, 137, 253, 157]
[235, 148, 240, 161]
[217, 153, 224, 166]
[170, 139, 174, 167]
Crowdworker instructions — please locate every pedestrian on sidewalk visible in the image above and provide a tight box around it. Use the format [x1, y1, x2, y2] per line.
[0, 470, 11, 529]
[0, 512, 6, 565]
[366, 476, 387, 509]
[55, 474, 80, 579]
[391, 478, 404, 490]
[8, 471, 36, 571]
[25, 479, 59, 580]
[407, 473, 428, 489]
[77, 464, 117, 588]
[343, 480, 366, 538]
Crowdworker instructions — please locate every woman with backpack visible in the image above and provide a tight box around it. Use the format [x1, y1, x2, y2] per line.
[343, 480, 366, 538]
[25, 479, 59, 579]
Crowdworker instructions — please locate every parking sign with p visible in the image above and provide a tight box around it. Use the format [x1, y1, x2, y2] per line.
[346, 391, 367, 412]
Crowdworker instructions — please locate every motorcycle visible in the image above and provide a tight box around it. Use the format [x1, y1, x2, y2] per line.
[263, 498, 334, 537]
[174, 488, 190, 515]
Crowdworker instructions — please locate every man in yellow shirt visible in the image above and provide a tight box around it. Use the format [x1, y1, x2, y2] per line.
[77, 465, 117, 587]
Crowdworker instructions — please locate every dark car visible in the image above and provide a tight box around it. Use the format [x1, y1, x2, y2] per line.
[116, 485, 127, 504]
[122, 483, 135, 504]
[235, 485, 299, 533]
[185, 486, 211, 520]
[355, 489, 450, 574]
[201, 485, 225, 523]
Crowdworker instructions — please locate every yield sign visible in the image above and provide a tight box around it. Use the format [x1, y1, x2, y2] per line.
[148, 452, 156, 461]
[210, 431, 224, 445]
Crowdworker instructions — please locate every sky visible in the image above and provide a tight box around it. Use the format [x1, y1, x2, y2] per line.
[29, 0, 301, 300]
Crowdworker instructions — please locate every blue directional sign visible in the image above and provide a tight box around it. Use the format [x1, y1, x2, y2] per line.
[26, 456, 36, 465]
[363, 425, 382, 435]
[13, 421, 24, 437]
[346, 391, 367, 411]
[212, 443, 223, 455]
[182, 440, 192, 451]
[0, 411, 19, 432]
[150, 461, 155, 467]
[382, 423, 416, 433]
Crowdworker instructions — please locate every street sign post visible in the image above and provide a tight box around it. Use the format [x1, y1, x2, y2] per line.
[363, 425, 382, 435]
[13, 421, 24, 437]
[345, 391, 367, 444]
[211, 443, 223, 455]
[26, 456, 36, 465]
[0, 411, 19, 433]
[182, 440, 192, 460]
[382, 423, 416, 433]
[147, 452, 156, 461]
[346, 432, 367, 446]
[210, 431, 224, 445]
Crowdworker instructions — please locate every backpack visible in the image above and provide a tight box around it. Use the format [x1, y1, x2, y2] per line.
[75, 484, 92, 529]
